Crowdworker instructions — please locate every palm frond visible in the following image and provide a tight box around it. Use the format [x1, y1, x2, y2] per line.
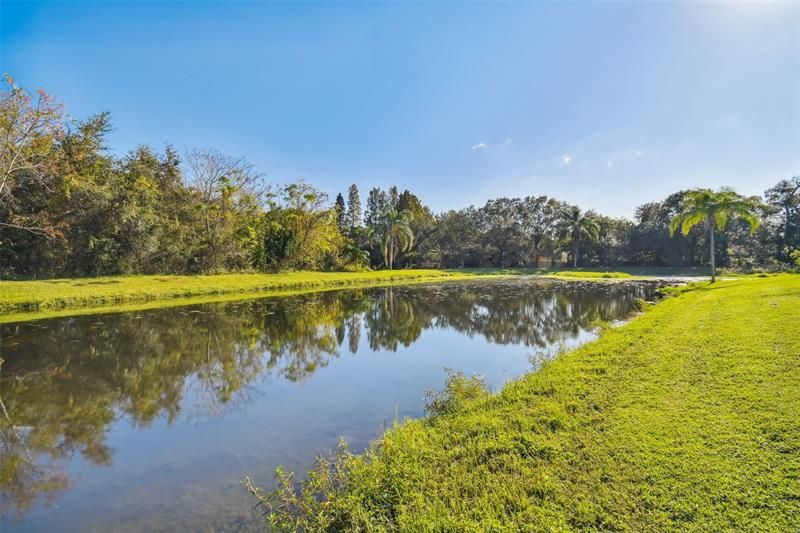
[400, 226, 414, 251]
[714, 210, 729, 231]
[668, 214, 684, 237]
[735, 210, 761, 234]
[680, 210, 706, 236]
[670, 187, 762, 237]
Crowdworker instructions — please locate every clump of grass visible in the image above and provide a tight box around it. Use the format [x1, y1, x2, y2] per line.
[248, 274, 800, 531]
[424, 370, 490, 417]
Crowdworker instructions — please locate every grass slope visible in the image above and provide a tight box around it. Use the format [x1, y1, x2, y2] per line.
[260, 274, 800, 531]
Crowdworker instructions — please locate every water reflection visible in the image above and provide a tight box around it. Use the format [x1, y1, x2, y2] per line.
[0, 278, 657, 530]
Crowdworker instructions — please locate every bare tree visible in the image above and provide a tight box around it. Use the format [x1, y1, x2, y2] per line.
[0, 75, 64, 235]
[184, 148, 265, 270]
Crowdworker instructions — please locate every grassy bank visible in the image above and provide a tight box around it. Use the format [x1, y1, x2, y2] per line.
[0, 268, 667, 322]
[0, 267, 703, 323]
[0, 271, 476, 315]
[254, 274, 800, 531]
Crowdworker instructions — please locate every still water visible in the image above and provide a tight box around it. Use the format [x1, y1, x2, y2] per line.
[1, 278, 657, 531]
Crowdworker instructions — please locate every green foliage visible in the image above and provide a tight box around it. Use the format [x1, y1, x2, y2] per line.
[339, 236, 370, 270]
[558, 205, 601, 268]
[373, 209, 414, 270]
[669, 188, 761, 237]
[1, 77, 797, 277]
[250, 274, 800, 531]
[253, 182, 343, 271]
[424, 371, 490, 417]
[669, 188, 763, 281]
[334, 193, 346, 232]
[345, 184, 362, 229]
[765, 176, 800, 263]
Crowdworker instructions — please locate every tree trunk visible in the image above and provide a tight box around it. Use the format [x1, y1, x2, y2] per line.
[572, 239, 579, 268]
[785, 206, 792, 261]
[709, 218, 716, 283]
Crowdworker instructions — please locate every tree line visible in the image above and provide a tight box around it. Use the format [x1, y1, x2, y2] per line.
[1, 76, 798, 278]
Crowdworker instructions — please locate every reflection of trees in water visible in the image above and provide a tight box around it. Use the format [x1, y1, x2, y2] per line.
[0, 280, 656, 518]
[366, 280, 653, 349]
[365, 287, 425, 351]
[0, 378, 70, 520]
[347, 315, 362, 354]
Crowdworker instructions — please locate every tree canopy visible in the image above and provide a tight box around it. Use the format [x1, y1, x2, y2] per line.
[0, 77, 796, 278]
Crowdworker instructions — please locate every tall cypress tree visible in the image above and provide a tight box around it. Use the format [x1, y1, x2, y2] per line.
[335, 193, 346, 232]
[346, 184, 362, 228]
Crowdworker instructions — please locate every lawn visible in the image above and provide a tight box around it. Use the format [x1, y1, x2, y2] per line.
[0, 267, 711, 323]
[0, 270, 525, 322]
[252, 274, 800, 531]
[0, 268, 668, 322]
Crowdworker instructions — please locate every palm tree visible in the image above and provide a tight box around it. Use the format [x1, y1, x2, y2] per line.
[559, 206, 600, 268]
[669, 188, 761, 282]
[375, 209, 414, 270]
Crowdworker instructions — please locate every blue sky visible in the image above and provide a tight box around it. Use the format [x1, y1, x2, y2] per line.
[2, 1, 798, 218]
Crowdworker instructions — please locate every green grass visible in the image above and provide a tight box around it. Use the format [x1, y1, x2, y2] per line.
[0, 267, 711, 323]
[254, 274, 800, 531]
[0, 270, 522, 322]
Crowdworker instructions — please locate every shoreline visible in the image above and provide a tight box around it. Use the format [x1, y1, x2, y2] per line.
[0, 268, 706, 324]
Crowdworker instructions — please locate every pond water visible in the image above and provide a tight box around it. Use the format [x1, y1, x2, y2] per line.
[0, 278, 658, 532]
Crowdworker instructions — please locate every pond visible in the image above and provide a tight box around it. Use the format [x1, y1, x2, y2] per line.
[0, 278, 659, 531]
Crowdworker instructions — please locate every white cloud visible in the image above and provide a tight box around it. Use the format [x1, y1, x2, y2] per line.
[606, 148, 644, 168]
[560, 153, 572, 166]
[472, 137, 512, 150]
